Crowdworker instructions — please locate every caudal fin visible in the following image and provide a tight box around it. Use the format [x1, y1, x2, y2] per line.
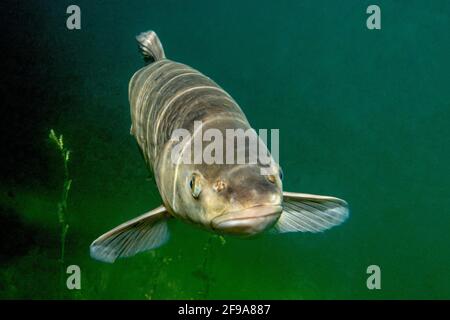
[136, 30, 166, 62]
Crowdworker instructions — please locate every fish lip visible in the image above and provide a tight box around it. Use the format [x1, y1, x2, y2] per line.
[211, 204, 282, 231]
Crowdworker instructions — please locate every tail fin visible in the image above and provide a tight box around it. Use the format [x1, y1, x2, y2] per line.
[136, 30, 165, 62]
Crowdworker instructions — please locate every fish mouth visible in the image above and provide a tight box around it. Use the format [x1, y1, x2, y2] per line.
[211, 205, 282, 236]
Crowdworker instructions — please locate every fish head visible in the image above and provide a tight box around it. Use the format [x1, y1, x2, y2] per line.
[180, 163, 283, 236]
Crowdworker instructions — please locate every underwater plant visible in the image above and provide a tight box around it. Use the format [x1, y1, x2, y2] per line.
[194, 235, 226, 299]
[144, 251, 172, 300]
[49, 129, 72, 291]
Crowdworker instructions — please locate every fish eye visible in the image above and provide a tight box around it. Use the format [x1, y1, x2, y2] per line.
[189, 174, 201, 199]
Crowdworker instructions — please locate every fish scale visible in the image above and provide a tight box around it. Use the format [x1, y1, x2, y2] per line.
[129, 59, 247, 168]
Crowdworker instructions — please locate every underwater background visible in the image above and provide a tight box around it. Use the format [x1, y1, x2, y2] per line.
[1, 0, 449, 299]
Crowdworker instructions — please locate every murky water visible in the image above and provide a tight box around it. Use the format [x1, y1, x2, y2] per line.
[1, 0, 449, 299]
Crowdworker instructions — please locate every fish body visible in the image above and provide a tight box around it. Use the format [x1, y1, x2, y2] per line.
[90, 31, 349, 263]
[128, 58, 256, 226]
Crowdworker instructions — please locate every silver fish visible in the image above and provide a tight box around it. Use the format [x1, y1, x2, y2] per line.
[90, 31, 349, 263]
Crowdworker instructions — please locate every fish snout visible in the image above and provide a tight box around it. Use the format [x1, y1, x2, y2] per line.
[211, 205, 282, 236]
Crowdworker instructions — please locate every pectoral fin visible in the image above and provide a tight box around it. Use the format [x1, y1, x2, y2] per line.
[274, 192, 349, 233]
[90, 205, 170, 263]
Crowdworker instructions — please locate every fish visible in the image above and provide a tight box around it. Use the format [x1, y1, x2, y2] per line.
[90, 31, 349, 263]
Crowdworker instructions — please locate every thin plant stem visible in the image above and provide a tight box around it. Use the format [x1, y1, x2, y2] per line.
[198, 235, 226, 299]
[49, 129, 72, 296]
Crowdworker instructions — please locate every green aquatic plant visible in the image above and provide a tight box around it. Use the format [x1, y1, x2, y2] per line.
[49, 129, 72, 291]
[195, 235, 226, 299]
[144, 251, 173, 299]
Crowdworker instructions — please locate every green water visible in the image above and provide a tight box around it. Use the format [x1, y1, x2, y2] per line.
[1, 0, 449, 299]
